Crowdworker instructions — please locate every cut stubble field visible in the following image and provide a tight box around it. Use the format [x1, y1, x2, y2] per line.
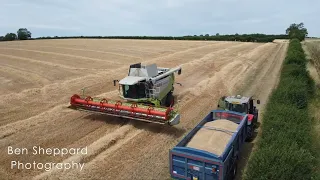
[0, 39, 288, 180]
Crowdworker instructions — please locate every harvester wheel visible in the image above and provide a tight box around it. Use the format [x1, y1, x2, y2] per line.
[165, 92, 174, 107]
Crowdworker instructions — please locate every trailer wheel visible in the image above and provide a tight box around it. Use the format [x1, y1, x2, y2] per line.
[231, 163, 237, 180]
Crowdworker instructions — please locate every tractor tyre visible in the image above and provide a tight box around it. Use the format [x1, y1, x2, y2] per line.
[255, 109, 259, 124]
[165, 92, 174, 107]
[246, 125, 254, 142]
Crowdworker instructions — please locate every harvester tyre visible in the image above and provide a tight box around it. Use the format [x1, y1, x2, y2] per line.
[165, 92, 174, 107]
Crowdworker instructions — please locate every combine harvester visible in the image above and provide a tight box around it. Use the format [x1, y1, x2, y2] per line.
[69, 63, 182, 125]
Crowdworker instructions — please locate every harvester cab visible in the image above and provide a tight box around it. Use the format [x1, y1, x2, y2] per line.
[217, 95, 260, 140]
[69, 63, 182, 126]
[114, 63, 182, 107]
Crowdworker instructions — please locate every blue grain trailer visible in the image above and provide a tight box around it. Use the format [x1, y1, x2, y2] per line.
[169, 110, 249, 180]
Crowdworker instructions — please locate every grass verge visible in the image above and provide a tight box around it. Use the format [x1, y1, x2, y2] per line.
[242, 39, 316, 180]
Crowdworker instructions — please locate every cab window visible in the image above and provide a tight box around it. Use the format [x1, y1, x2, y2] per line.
[226, 102, 247, 113]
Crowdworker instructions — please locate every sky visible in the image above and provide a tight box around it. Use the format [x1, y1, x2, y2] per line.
[1, 0, 319, 38]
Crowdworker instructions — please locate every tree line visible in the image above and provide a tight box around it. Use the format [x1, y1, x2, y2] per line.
[34, 33, 289, 42]
[0, 28, 32, 41]
[286, 23, 308, 41]
[0, 23, 309, 42]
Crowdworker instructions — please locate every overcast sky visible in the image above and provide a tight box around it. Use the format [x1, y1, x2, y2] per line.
[1, 0, 319, 37]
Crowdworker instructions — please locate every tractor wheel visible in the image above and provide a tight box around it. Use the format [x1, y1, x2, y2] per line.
[246, 125, 254, 142]
[165, 92, 174, 107]
[255, 110, 259, 124]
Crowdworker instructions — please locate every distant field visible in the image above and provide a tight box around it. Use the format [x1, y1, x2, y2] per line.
[0, 39, 288, 179]
[305, 40, 320, 75]
[273, 39, 289, 43]
[306, 37, 320, 41]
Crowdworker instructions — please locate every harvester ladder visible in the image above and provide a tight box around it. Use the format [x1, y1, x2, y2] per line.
[145, 83, 151, 98]
[148, 87, 160, 99]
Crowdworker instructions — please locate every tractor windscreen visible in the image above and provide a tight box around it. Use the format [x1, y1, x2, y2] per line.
[226, 102, 247, 113]
[122, 83, 146, 99]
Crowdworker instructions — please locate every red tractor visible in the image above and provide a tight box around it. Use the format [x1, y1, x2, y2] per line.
[217, 95, 260, 141]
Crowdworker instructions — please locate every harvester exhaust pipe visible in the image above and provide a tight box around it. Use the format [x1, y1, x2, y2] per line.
[113, 80, 119, 86]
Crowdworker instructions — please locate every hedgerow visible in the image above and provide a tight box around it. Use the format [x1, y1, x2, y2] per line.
[243, 39, 316, 180]
[30, 34, 289, 43]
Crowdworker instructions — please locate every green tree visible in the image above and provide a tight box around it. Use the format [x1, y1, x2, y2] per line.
[0, 36, 4, 41]
[4, 33, 17, 41]
[205, 34, 209, 37]
[17, 28, 31, 40]
[286, 23, 308, 41]
[216, 33, 220, 36]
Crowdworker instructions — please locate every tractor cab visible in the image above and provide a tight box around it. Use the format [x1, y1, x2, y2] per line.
[218, 95, 260, 114]
[218, 95, 261, 140]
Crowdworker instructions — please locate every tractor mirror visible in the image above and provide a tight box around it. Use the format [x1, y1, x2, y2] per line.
[178, 69, 182, 75]
[257, 100, 260, 104]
